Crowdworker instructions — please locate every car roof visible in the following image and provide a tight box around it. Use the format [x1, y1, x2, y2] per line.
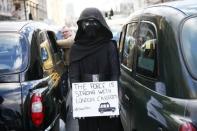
[0, 21, 50, 32]
[157, 0, 197, 16]
[126, 0, 197, 24]
[0, 21, 33, 32]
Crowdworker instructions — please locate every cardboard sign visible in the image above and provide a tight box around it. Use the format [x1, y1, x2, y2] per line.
[72, 81, 119, 118]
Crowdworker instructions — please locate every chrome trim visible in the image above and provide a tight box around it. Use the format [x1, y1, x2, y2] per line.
[45, 114, 60, 131]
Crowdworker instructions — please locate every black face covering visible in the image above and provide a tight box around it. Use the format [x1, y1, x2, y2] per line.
[81, 19, 100, 38]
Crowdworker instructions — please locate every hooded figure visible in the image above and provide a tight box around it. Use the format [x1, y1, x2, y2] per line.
[69, 8, 122, 131]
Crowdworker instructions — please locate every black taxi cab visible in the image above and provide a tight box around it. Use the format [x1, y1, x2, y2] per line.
[119, 0, 197, 131]
[0, 21, 67, 131]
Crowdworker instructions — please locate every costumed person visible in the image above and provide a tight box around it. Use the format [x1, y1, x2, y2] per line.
[69, 7, 122, 131]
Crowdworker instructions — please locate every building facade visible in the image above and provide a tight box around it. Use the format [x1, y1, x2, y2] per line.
[26, 0, 47, 20]
[11, 0, 47, 20]
[0, 0, 15, 20]
[120, 0, 134, 15]
[46, 0, 66, 26]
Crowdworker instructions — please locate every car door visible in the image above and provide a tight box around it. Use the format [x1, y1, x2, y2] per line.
[36, 30, 61, 126]
[45, 31, 68, 99]
[132, 20, 172, 131]
[46, 31, 65, 74]
[131, 20, 159, 131]
[119, 21, 140, 131]
[132, 18, 190, 131]
[21, 30, 60, 130]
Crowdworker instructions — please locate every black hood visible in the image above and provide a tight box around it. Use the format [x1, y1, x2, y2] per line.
[75, 7, 113, 41]
[70, 8, 114, 63]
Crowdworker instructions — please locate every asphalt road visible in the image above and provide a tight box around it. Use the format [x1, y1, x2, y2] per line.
[65, 110, 79, 131]
[60, 113, 79, 131]
[60, 95, 79, 131]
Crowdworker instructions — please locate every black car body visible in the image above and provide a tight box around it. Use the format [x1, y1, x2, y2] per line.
[0, 21, 67, 131]
[119, 1, 197, 131]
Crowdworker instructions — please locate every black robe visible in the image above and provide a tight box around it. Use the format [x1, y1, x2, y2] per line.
[69, 40, 119, 83]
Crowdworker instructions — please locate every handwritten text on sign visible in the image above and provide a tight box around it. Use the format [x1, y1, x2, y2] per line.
[72, 81, 119, 118]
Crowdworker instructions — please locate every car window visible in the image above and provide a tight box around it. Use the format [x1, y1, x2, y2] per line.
[27, 32, 43, 80]
[38, 31, 55, 72]
[136, 21, 157, 78]
[122, 22, 139, 70]
[119, 27, 126, 56]
[0, 33, 28, 74]
[38, 32, 50, 62]
[181, 17, 197, 79]
[100, 104, 104, 108]
[39, 31, 47, 44]
[40, 47, 49, 62]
